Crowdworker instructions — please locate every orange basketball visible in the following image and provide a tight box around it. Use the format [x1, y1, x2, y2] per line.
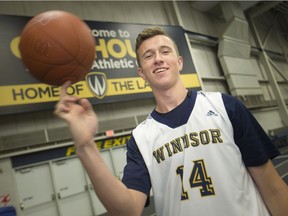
[19, 10, 95, 86]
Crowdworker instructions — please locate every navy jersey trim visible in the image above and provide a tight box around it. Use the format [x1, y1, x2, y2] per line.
[150, 90, 196, 128]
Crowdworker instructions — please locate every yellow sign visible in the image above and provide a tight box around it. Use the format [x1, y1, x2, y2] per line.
[65, 134, 131, 156]
[0, 74, 200, 107]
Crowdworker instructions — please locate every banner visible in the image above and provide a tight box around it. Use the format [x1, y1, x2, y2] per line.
[0, 14, 201, 115]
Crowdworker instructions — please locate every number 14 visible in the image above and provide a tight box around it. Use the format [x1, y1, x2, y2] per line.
[176, 159, 215, 200]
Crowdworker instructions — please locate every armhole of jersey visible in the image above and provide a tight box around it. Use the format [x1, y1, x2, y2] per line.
[220, 93, 280, 165]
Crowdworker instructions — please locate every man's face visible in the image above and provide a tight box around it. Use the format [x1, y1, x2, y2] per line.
[137, 35, 183, 90]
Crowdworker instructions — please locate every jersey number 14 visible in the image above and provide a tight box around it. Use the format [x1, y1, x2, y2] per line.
[176, 159, 215, 200]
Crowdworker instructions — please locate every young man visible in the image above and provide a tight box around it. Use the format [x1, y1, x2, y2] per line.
[55, 27, 288, 216]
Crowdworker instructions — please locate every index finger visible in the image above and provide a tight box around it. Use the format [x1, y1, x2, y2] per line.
[60, 80, 72, 98]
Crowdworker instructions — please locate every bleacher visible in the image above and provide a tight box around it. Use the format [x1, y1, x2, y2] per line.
[269, 126, 288, 148]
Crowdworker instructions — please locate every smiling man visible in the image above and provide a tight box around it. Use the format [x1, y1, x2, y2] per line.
[55, 27, 288, 216]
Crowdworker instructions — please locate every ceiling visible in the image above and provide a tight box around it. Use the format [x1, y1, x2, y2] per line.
[189, 1, 288, 18]
[190, 1, 259, 12]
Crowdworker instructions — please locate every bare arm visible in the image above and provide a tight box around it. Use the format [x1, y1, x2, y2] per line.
[248, 160, 288, 216]
[54, 81, 147, 216]
[76, 141, 147, 216]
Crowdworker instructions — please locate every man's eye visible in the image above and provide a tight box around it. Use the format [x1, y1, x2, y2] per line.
[144, 54, 152, 59]
[162, 50, 170, 54]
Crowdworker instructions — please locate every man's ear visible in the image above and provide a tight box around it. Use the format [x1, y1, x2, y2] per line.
[137, 67, 146, 80]
[178, 56, 183, 72]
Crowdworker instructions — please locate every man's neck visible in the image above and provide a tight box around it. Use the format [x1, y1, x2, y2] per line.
[154, 86, 188, 113]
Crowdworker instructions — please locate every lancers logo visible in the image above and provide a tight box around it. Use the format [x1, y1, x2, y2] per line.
[86, 72, 108, 99]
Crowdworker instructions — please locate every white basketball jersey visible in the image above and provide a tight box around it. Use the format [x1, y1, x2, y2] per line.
[133, 91, 270, 216]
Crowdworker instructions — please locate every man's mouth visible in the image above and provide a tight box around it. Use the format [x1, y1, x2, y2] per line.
[153, 68, 168, 74]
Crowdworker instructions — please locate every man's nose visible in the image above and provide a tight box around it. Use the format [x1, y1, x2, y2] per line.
[154, 52, 164, 64]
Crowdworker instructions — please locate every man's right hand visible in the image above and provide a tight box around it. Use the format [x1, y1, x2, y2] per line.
[54, 81, 98, 147]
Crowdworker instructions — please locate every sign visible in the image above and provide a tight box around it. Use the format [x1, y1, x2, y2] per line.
[0, 15, 201, 115]
[11, 134, 131, 168]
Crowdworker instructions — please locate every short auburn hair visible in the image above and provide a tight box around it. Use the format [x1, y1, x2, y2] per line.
[135, 27, 179, 67]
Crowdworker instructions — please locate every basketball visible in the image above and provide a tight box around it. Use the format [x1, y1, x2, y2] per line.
[19, 10, 96, 86]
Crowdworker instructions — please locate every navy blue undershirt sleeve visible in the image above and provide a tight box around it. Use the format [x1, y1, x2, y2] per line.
[222, 93, 280, 166]
[122, 135, 151, 206]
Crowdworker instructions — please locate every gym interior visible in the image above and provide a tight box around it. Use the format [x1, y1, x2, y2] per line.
[0, 1, 287, 216]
